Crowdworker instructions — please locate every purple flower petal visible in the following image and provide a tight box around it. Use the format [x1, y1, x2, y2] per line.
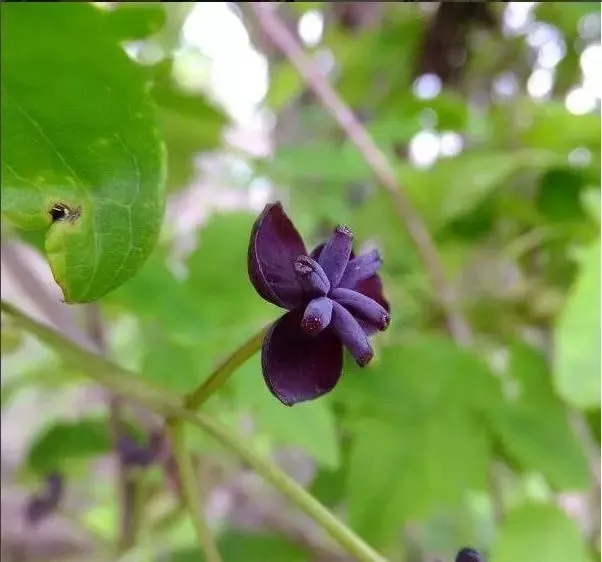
[248, 202, 306, 309]
[294, 255, 330, 296]
[330, 288, 389, 331]
[356, 275, 389, 312]
[316, 225, 353, 287]
[262, 309, 343, 405]
[301, 296, 333, 335]
[331, 301, 373, 366]
[339, 249, 382, 290]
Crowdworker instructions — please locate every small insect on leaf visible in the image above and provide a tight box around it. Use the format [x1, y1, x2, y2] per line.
[49, 203, 80, 224]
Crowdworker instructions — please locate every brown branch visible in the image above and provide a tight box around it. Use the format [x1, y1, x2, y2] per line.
[248, 3, 473, 347]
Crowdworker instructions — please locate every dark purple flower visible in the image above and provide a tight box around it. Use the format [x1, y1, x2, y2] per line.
[455, 548, 484, 562]
[248, 202, 390, 406]
[25, 472, 63, 526]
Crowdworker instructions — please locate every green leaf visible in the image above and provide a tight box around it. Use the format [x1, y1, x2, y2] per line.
[490, 342, 590, 490]
[107, 249, 204, 342]
[491, 503, 593, 562]
[347, 416, 489, 549]
[273, 146, 560, 231]
[310, 463, 348, 507]
[536, 168, 589, 223]
[26, 418, 112, 476]
[141, 326, 201, 394]
[104, 3, 166, 41]
[339, 336, 498, 421]
[1, 3, 166, 302]
[554, 241, 601, 409]
[401, 150, 561, 230]
[494, 98, 601, 153]
[268, 143, 372, 184]
[183, 211, 275, 344]
[171, 532, 309, 562]
[582, 189, 601, 225]
[342, 337, 495, 547]
[150, 61, 228, 191]
[232, 355, 341, 469]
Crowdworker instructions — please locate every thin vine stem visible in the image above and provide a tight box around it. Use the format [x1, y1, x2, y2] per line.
[184, 326, 269, 411]
[1, 301, 386, 562]
[168, 422, 223, 562]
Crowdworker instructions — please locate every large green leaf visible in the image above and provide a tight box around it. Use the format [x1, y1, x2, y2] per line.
[342, 337, 496, 547]
[491, 503, 593, 562]
[141, 326, 202, 394]
[107, 249, 205, 342]
[554, 241, 601, 409]
[26, 418, 112, 476]
[490, 342, 590, 490]
[0, 3, 166, 302]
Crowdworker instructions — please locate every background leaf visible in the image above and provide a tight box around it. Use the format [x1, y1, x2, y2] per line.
[554, 241, 601, 409]
[491, 503, 593, 562]
[26, 418, 112, 477]
[170, 532, 309, 562]
[490, 342, 590, 490]
[343, 337, 495, 547]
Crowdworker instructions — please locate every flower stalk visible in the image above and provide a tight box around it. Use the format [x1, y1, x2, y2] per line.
[167, 421, 223, 562]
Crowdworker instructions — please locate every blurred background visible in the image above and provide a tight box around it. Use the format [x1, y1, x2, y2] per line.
[1, 2, 600, 562]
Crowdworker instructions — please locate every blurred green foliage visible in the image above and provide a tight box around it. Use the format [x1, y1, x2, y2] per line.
[1, 3, 600, 562]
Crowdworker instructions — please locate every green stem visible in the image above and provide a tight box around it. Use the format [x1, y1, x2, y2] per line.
[168, 422, 223, 562]
[180, 409, 387, 562]
[184, 326, 268, 410]
[1, 301, 386, 562]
